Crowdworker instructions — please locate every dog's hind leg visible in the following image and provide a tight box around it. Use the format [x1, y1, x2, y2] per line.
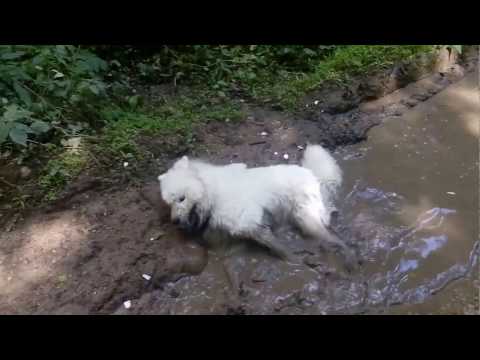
[245, 226, 297, 263]
[293, 200, 357, 270]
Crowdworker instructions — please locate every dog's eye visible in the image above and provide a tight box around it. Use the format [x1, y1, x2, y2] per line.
[178, 196, 185, 203]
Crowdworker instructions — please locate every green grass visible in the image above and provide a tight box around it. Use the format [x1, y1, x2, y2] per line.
[98, 95, 244, 157]
[251, 45, 436, 109]
[39, 149, 89, 201]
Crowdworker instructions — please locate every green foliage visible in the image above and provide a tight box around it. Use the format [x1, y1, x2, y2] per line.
[98, 45, 432, 110]
[94, 45, 337, 89]
[39, 149, 89, 201]
[1, 45, 435, 151]
[252, 45, 435, 109]
[1, 45, 439, 206]
[446, 45, 462, 54]
[0, 104, 50, 146]
[0, 45, 110, 147]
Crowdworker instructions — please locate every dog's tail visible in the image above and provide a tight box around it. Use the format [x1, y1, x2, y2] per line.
[301, 144, 342, 187]
[302, 144, 342, 211]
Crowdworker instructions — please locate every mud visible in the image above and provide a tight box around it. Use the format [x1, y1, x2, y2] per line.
[0, 49, 478, 315]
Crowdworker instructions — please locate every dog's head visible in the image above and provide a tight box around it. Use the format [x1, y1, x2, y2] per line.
[158, 156, 210, 234]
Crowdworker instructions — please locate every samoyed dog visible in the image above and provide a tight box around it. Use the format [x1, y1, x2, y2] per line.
[158, 144, 354, 265]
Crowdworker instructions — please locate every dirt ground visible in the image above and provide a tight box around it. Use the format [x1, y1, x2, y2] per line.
[0, 48, 477, 315]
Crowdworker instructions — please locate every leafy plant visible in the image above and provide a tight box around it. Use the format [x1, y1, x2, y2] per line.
[0, 104, 50, 146]
[0, 45, 110, 148]
[92, 45, 337, 89]
[446, 45, 462, 54]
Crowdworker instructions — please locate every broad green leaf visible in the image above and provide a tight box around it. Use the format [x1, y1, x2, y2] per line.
[450, 45, 462, 54]
[30, 120, 50, 134]
[0, 123, 13, 143]
[55, 45, 67, 56]
[2, 104, 33, 123]
[13, 82, 33, 106]
[69, 94, 81, 104]
[128, 95, 140, 108]
[77, 53, 108, 73]
[1, 51, 26, 60]
[13, 122, 35, 134]
[89, 84, 100, 95]
[9, 126, 28, 146]
[32, 55, 43, 65]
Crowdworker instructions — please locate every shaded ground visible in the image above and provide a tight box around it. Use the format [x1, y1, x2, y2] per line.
[0, 48, 478, 315]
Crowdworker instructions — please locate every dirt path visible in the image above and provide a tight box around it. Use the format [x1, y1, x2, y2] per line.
[0, 52, 477, 315]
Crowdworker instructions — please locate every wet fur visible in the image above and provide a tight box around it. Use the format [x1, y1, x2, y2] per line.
[158, 144, 354, 264]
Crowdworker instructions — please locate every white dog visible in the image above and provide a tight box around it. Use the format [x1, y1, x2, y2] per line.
[158, 144, 354, 264]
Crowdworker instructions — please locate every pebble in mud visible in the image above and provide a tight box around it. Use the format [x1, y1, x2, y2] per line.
[123, 300, 132, 309]
[19, 166, 32, 179]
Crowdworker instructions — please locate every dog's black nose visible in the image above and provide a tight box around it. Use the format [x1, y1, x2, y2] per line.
[172, 218, 180, 225]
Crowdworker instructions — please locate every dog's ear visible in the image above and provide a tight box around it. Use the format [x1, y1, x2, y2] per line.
[174, 156, 189, 170]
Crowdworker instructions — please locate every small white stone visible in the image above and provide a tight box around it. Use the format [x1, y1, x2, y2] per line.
[142, 274, 152, 281]
[446, 192, 456, 195]
[283, 154, 289, 160]
[260, 131, 268, 136]
[123, 300, 132, 309]
[123, 162, 129, 168]
[20, 166, 32, 179]
[297, 145, 304, 150]
[314, 100, 319, 105]
[149, 237, 154, 241]
[273, 152, 278, 156]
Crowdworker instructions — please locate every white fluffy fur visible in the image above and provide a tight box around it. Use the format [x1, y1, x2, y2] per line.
[158, 144, 348, 261]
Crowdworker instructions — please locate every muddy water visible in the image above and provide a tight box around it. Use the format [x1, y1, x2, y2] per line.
[140, 72, 479, 315]
[334, 71, 479, 314]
